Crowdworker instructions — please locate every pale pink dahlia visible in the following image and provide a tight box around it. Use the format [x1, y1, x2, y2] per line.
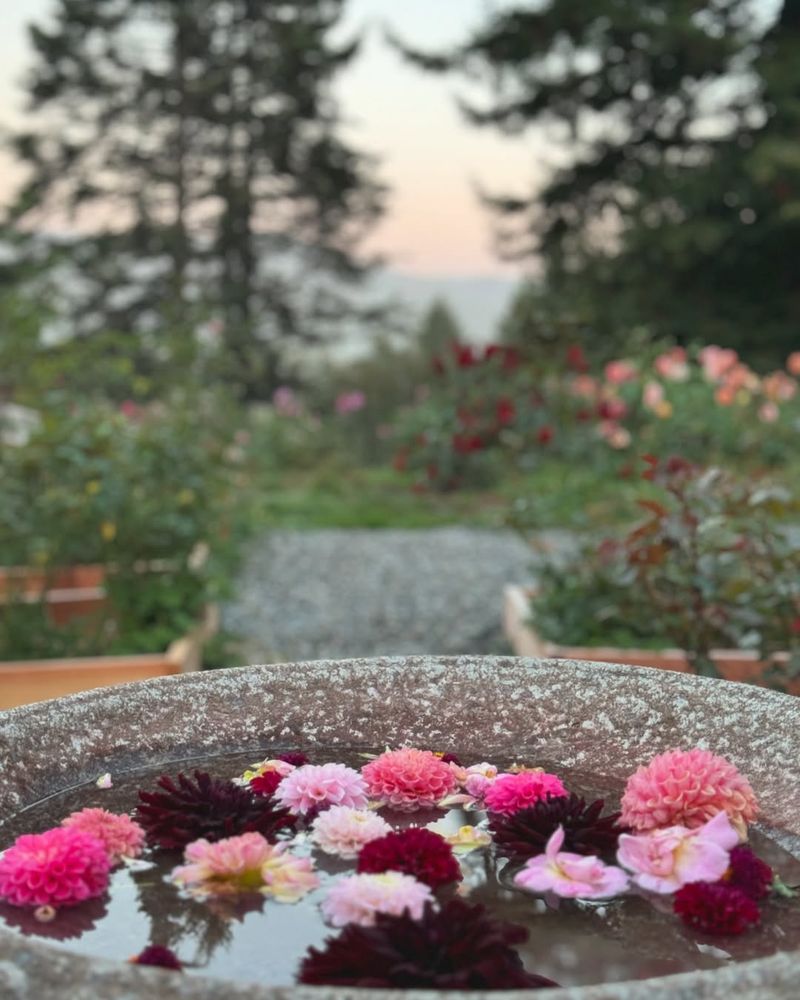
[62, 809, 145, 863]
[620, 748, 758, 835]
[321, 872, 433, 927]
[0, 828, 111, 908]
[484, 772, 568, 817]
[361, 748, 458, 812]
[274, 763, 368, 815]
[310, 806, 391, 859]
[172, 832, 319, 902]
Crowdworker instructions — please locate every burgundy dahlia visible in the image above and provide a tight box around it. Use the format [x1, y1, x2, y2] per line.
[135, 771, 295, 850]
[131, 945, 183, 970]
[438, 753, 462, 766]
[491, 794, 625, 860]
[277, 752, 309, 767]
[674, 882, 760, 936]
[250, 772, 283, 798]
[298, 900, 558, 989]
[357, 828, 461, 889]
[726, 845, 773, 900]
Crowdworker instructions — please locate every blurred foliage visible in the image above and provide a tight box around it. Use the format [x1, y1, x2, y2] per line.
[399, 0, 800, 366]
[526, 458, 800, 686]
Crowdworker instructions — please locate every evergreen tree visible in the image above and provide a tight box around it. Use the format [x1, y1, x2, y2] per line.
[398, 1, 800, 365]
[416, 298, 463, 356]
[3, 0, 385, 396]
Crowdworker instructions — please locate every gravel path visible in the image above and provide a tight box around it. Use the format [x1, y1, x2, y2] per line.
[223, 528, 550, 663]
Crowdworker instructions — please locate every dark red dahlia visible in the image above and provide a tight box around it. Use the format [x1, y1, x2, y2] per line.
[250, 772, 283, 798]
[298, 900, 557, 989]
[357, 828, 460, 889]
[438, 752, 462, 766]
[674, 882, 760, 936]
[491, 794, 625, 860]
[726, 846, 773, 900]
[131, 945, 183, 970]
[277, 751, 309, 767]
[135, 771, 295, 850]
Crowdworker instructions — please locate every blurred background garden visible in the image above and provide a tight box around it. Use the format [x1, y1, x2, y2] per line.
[0, 0, 798, 703]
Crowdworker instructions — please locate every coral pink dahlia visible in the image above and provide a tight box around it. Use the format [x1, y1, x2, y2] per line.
[0, 827, 111, 908]
[311, 806, 391, 858]
[275, 763, 368, 815]
[484, 772, 568, 817]
[62, 808, 145, 863]
[361, 748, 458, 812]
[620, 748, 758, 834]
[321, 872, 433, 927]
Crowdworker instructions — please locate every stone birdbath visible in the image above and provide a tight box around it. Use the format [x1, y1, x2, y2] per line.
[0, 656, 798, 999]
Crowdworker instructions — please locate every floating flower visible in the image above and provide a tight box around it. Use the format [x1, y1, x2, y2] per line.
[362, 748, 458, 812]
[725, 845, 773, 900]
[249, 772, 284, 798]
[241, 758, 296, 784]
[321, 872, 433, 927]
[275, 763, 368, 815]
[462, 762, 499, 800]
[299, 900, 558, 989]
[491, 794, 624, 860]
[135, 771, 295, 850]
[357, 827, 461, 889]
[674, 881, 760, 936]
[514, 827, 629, 899]
[95, 773, 113, 790]
[277, 751, 310, 767]
[0, 828, 111, 908]
[428, 823, 492, 855]
[130, 945, 183, 970]
[617, 811, 738, 894]
[310, 806, 391, 859]
[62, 809, 145, 863]
[171, 832, 318, 902]
[484, 771, 568, 817]
[620, 748, 758, 835]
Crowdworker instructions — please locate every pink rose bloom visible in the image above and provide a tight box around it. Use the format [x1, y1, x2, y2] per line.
[61, 808, 145, 863]
[762, 371, 797, 402]
[699, 346, 738, 383]
[273, 386, 303, 417]
[335, 391, 366, 415]
[0, 827, 111, 908]
[172, 832, 319, 902]
[598, 421, 632, 449]
[604, 360, 637, 385]
[310, 806, 391, 859]
[321, 872, 433, 927]
[788, 351, 800, 377]
[515, 827, 629, 899]
[758, 401, 780, 424]
[484, 771, 568, 817]
[643, 380, 665, 412]
[620, 747, 758, 835]
[569, 375, 599, 399]
[362, 748, 458, 812]
[275, 763, 368, 815]
[617, 811, 738, 894]
[654, 347, 690, 382]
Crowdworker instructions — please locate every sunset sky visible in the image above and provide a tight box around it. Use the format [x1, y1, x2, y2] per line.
[0, 0, 544, 278]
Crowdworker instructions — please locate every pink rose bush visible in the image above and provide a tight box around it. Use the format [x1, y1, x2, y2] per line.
[515, 826, 629, 899]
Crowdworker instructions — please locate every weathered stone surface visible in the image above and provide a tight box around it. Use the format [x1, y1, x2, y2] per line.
[1, 656, 799, 998]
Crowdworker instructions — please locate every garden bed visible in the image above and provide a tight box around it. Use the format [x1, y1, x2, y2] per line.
[0, 604, 218, 710]
[503, 584, 792, 687]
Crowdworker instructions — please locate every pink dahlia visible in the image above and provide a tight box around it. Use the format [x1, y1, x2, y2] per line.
[62, 809, 145, 863]
[0, 827, 111, 908]
[321, 872, 433, 927]
[484, 772, 568, 817]
[171, 832, 319, 902]
[620, 748, 758, 835]
[361, 748, 458, 812]
[275, 763, 368, 816]
[311, 806, 391, 859]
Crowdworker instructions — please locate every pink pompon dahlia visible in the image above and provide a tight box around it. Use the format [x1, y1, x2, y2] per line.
[361, 748, 458, 812]
[620, 748, 758, 835]
[311, 806, 391, 859]
[321, 872, 433, 927]
[172, 832, 319, 902]
[274, 763, 368, 816]
[0, 827, 111, 908]
[62, 809, 145, 863]
[484, 772, 568, 817]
